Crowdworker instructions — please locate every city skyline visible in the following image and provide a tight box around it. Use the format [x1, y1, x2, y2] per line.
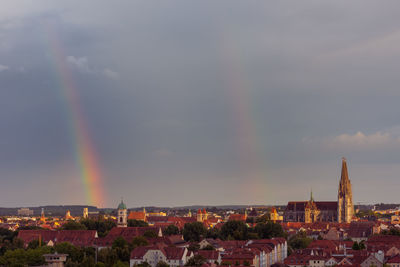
[2, 1, 400, 207]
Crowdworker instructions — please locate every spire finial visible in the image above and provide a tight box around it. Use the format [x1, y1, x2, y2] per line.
[310, 188, 314, 202]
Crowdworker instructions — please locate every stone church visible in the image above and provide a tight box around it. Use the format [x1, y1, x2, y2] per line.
[283, 158, 354, 223]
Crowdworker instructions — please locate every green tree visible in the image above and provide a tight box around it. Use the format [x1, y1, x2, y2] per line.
[128, 220, 149, 227]
[80, 256, 96, 267]
[352, 241, 360, 250]
[188, 243, 200, 252]
[156, 261, 170, 267]
[202, 245, 214, 250]
[206, 228, 220, 239]
[0, 246, 52, 267]
[54, 242, 83, 263]
[80, 218, 116, 238]
[136, 262, 151, 267]
[183, 222, 207, 242]
[114, 260, 129, 267]
[98, 247, 118, 266]
[112, 237, 130, 262]
[61, 220, 87, 230]
[255, 214, 270, 224]
[163, 225, 179, 236]
[220, 221, 248, 240]
[112, 237, 129, 250]
[288, 231, 312, 251]
[27, 239, 40, 249]
[246, 217, 255, 224]
[130, 236, 149, 250]
[185, 255, 207, 266]
[254, 221, 285, 239]
[143, 230, 158, 239]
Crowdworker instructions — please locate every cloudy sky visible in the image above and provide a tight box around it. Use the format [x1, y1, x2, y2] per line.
[1, 1, 400, 208]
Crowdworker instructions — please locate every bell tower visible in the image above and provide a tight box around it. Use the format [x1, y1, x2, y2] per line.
[337, 157, 354, 223]
[117, 199, 128, 227]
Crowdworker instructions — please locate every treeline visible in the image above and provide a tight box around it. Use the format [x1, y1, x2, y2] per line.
[182, 221, 286, 242]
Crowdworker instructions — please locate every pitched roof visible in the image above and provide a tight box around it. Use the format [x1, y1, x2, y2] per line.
[228, 214, 247, 221]
[387, 255, 400, 264]
[196, 250, 220, 260]
[286, 201, 337, 212]
[130, 244, 186, 260]
[128, 211, 146, 221]
[17, 230, 97, 247]
[164, 247, 186, 260]
[96, 226, 160, 246]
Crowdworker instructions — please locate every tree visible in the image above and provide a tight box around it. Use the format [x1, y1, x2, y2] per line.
[112, 237, 130, 262]
[143, 230, 158, 239]
[112, 237, 129, 250]
[80, 218, 116, 237]
[0, 246, 52, 267]
[185, 255, 207, 266]
[61, 220, 87, 230]
[288, 231, 312, 251]
[220, 221, 248, 240]
[206, 228, 220, 239]
[202, 245, 215, 250]
[352, 242, 360, 250]
[382, 228, 400, 236]
[164, 225, 179, 236]
[156, 261, 170, 267]
[254, 221, 285, 239]
[130, 236, 149, 250]
[54, 242, 83, 263]
[11, 237, 24, 250]
[136, 262, 151, 267]
[256, 214, 270, 224]
[27, 239, 40, 249]
[246, 217, 255, 224]
[182, 222, 207, 242]
[80, 256, 96, 267]
[128, 220, 149, 227]
[114, 260, 129, 267]
[98, 247, 118, 266]
[188, 243, 200, 252]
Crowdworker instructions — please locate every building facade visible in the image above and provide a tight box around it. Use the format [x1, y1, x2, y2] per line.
[284, 158, 354, 223]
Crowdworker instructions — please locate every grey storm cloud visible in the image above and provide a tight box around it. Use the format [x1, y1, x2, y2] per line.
[1, 1, 400, 207]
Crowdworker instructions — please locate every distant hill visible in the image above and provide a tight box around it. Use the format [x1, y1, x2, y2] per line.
[0, 205, 98, 216]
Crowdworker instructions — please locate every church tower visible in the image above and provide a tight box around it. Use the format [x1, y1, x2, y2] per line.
[117, 199, 128, 227]
[337, 157, 354, 223]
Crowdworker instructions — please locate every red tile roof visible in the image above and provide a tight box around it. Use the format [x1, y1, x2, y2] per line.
[228, 214, 247, 221]
[196, 250, 220, 260]
[387, 255, 400, 264]
[18, 230, 97, 247]
[128, 211, 146, 221]
[130, 243, 186, 260]
[96, 226, 160, 246]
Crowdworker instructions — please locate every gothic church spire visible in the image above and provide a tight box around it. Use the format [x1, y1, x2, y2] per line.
[337, 157, 354, 223]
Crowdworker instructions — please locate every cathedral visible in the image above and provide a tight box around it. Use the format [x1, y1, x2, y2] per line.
[283, 158, 354, 223]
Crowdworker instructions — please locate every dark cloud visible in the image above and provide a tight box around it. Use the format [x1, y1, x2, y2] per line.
[1, 1, 400, 207]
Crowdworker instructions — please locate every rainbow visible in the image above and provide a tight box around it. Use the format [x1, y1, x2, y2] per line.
[45, 24, 105, 207]
[219, 32, 268, 200]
